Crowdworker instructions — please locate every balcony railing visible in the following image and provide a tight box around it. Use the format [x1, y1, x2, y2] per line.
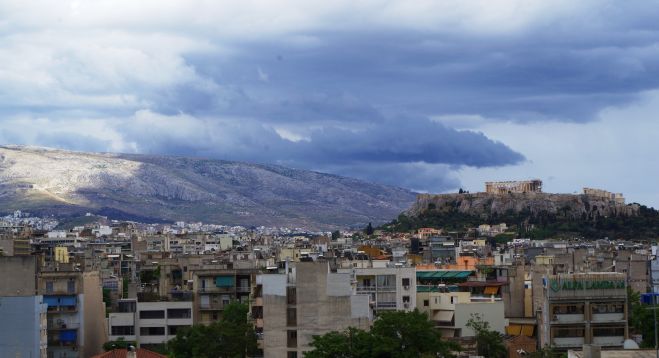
[376, 302, 397, 309]
[198, 286, 235, 293]
[592, 336, 624, 346]
[199, 302, 227, 310]
[356, 286, 376, 293]
[552, 314, 585, 324]
[591, 313, 625, 322]
[236, 286, 251, 293]
[552, 337, 584, 348]
[48, 322, 80, 330]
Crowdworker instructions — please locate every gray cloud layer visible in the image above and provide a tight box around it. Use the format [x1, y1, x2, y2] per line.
[1, 1, 658, 193]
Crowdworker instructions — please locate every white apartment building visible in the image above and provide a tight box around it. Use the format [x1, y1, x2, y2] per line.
[108, 299, 193, 346]
[339, 265, 417, 315]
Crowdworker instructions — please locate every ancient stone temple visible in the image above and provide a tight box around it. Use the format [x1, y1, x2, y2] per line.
[485, 180, 543, 194]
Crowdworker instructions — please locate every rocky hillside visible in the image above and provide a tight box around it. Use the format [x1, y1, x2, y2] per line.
[411, 192, 639, 219]
[388, 192, 659, 239]
[0, 146, 416, 229]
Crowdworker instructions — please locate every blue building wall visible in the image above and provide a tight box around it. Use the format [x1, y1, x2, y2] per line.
[0, 295, 47, 357]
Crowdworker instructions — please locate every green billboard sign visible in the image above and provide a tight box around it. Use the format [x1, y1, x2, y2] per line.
[549, 279, 625, 292]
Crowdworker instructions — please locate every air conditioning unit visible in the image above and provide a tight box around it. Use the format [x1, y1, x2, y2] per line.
[403, 303, 410, 309]
[403, 285, 410, 290]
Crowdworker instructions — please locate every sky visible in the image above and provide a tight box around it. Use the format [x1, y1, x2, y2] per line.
[1, 1, 658, 207]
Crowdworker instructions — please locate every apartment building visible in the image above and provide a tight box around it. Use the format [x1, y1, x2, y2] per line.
[261, 261, 371, 358]
[108, 299, 193, 346]
[340, 265, 417, 316]
[0, 256, 48, 358]
[191, 267, 257, 324]
[539, 273, 628, 350]
[38, 270, 107, 358]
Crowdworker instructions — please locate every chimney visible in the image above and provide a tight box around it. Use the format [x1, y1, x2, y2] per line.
[582, 344, 601, 358]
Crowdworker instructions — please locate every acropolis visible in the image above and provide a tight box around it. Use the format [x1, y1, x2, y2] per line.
[583, 187, 625, 204]
[485, 179, 543, 194]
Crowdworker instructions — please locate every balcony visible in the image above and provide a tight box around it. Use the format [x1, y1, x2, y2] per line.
[48, 322, 80, 331]
[199, 302, 227, 311]
[47, 306, 78, 313]
[376, 302, 397, 309]
[591, 313, 625, 322]
[356, 285, 376, 293]
[198, 286, 235, 294]
[552, 337, 584, 348]
[592, 336, 624, 346]
[552, 314, 585, 324]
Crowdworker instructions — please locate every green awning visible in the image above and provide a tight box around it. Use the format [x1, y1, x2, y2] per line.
[416, 271, 473, 280]
[215, 275, 234, 287]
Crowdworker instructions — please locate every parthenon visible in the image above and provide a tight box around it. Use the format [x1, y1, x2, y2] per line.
[485, 179, 543, 194]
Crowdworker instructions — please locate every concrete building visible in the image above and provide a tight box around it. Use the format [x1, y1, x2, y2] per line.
[0, 256, 47, 358]
[341, 266, 417, 316]
[191, 267, 256, 324]
[539, 273, 628, 350]
[261, 261, 371, 358]
[108, 299, 193, 346]
[38, 270, 108, 358]
[0, 295, 48, 358]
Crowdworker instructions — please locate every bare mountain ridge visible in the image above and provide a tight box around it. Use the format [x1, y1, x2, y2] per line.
[0, 146, 416, 229]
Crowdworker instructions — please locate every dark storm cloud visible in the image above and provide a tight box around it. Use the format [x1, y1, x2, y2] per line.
[179, 25, 659, 124]
[4, 1, 659, 193]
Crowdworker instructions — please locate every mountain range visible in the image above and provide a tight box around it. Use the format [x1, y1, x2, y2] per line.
[0, 146, 416, 229]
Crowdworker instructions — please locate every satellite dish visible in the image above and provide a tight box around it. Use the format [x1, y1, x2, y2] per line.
[623, 339, 639, 349]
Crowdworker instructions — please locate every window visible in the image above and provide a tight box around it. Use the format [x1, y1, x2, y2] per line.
[592, 326, 625, 337]
[553, 304, 584, 315]
[450, 296, 456, 304]
[376, 275, 395, 288]
[140, 326, 165, 336]
[118, 301, 136, 313]
[140, 310, 165, 319]
[169, 325, 188, 335]
[402, 296, 410, 303]
[553, 327, 584, 338]
[424, 300, 429, 307]
[591, 303, 624, 314]
[402, 278, 410, 286]
[46, 281, 53, 293]
[287, 308, 297, 326]
[287, 287, 297, 305]
[67, 279, 76, 293]
[287, 352, 298, 358]
[111, 326, 135, 335]
[287, 330, 297, 348]
[167, 309, 191, 319]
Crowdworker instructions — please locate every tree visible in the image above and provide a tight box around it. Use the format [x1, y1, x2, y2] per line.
[466, 313, 506, 358]
[305, 327, 375, 358]
[528, 345, 562, 358]
[168, 302, 258, 358]
[305, 309, 459, 358]
[103, 337, 136, 351]
[628, 287, 656, 348]
[365, 222, 374, 236]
